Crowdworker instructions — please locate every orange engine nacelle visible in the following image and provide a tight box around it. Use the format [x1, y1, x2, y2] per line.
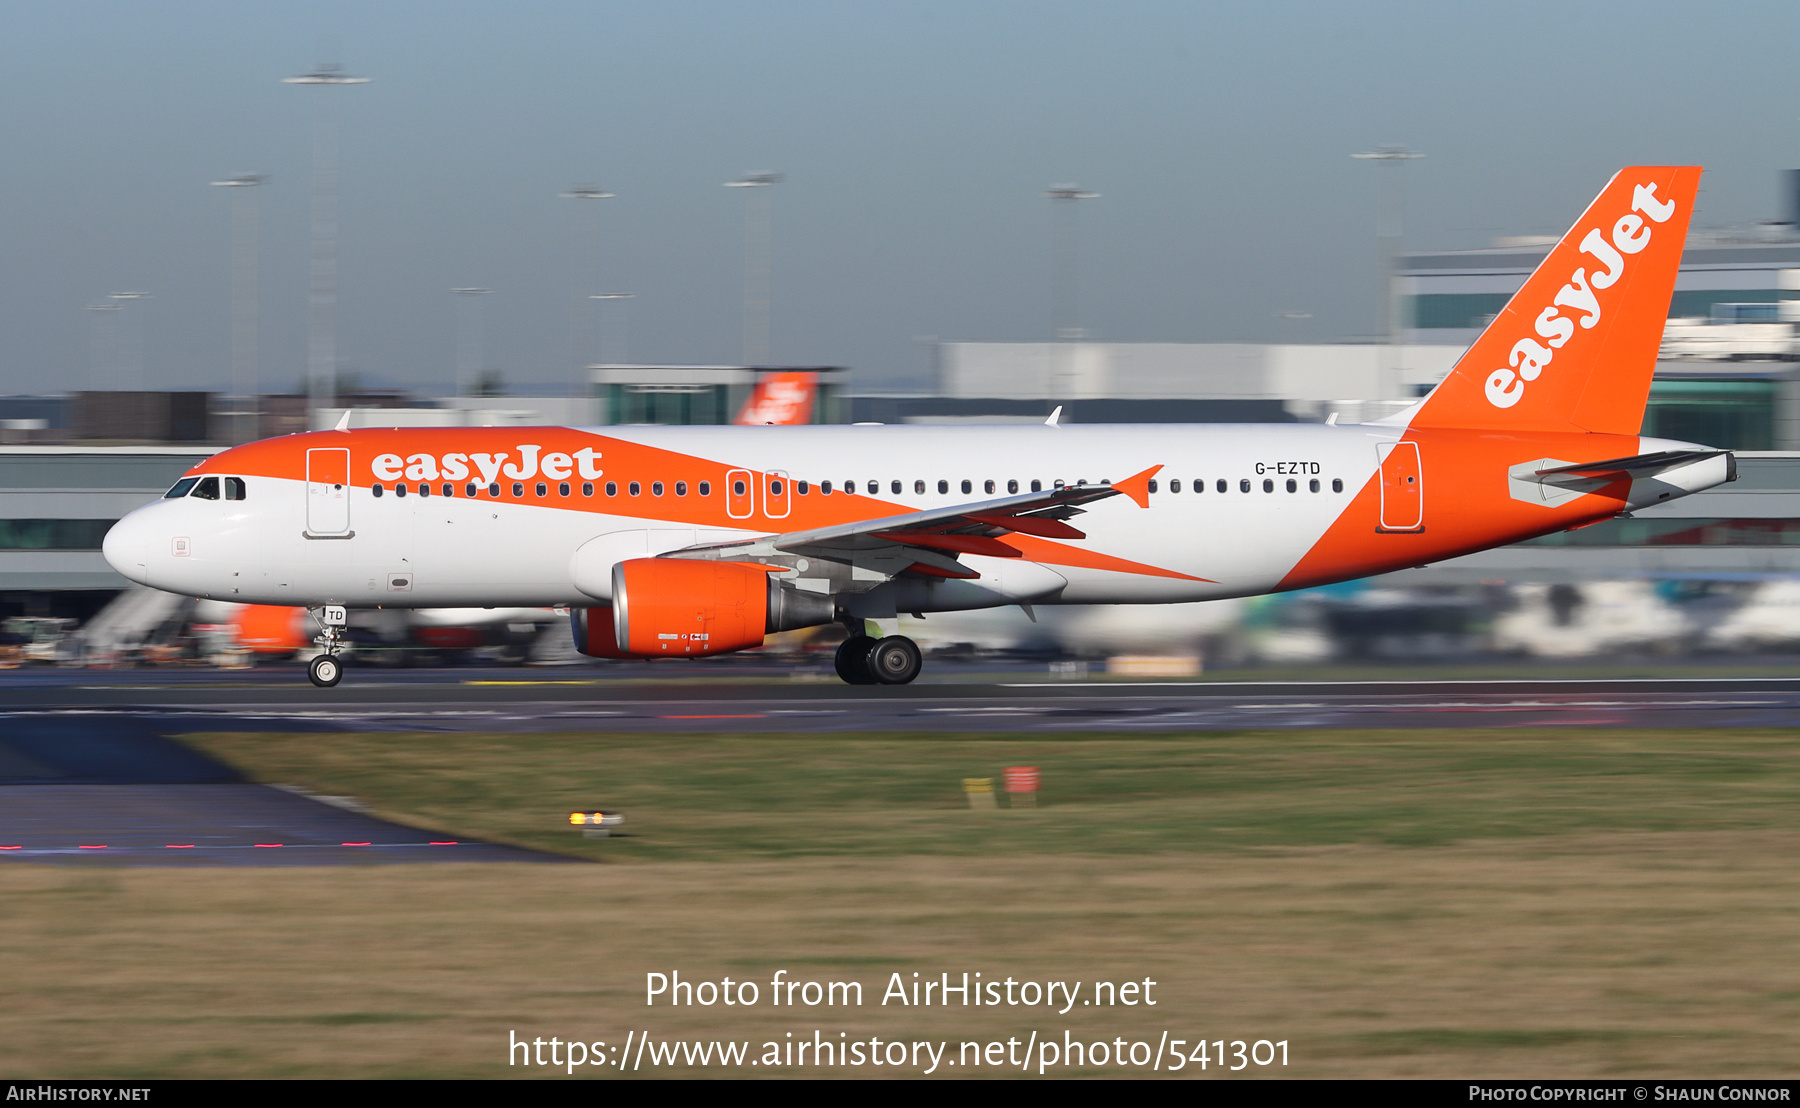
[588, 558, 834, 658]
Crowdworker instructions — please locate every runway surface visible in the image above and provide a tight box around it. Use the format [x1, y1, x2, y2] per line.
[8, 663, 1800, 732]
[0, 716, 569, 867]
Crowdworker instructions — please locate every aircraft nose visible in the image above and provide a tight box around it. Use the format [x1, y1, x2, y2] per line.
[102, 510, 152, 586]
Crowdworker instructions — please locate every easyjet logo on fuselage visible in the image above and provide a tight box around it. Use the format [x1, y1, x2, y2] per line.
[1484, 182, 1679, 409]
[369, 445, 604, 484]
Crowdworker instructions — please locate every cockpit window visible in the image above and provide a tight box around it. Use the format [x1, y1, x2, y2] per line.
[163, 477, 199, 499]
[224, 477, 247, 501]
[191, 476, 220, 501]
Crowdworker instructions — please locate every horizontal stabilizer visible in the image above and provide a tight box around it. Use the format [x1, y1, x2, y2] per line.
[1535, 449, 1731, 480]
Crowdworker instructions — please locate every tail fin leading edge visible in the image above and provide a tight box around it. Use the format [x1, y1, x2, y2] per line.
[1406, 165, 1701, 435]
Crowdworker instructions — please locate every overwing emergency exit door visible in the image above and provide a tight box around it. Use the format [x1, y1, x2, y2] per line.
[763, 470, 791, 519]
[1377, 441, 1423, 532]
[306, 448, 352, 536]
[725, 469, 754, 519]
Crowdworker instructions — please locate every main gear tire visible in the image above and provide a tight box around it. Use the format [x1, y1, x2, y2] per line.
[834, 636, 879, 685]
[867, 635, 923, 685]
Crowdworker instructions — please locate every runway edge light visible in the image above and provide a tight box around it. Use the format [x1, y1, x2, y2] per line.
[570, 810, 624, 838]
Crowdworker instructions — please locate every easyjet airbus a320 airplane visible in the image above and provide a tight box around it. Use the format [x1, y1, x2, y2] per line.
[104, 166, 1733, 688]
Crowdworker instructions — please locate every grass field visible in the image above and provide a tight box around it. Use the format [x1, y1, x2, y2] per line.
[4, 727, 1800, 1077]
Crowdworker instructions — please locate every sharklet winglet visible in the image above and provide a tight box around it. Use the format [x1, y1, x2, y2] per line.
[1110, 464, 1164, 509]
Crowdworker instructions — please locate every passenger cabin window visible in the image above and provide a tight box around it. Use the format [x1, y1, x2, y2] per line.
[372, 483, 384, 497]
[511, 482, 524, 497]
[1332, 478, 1344, 493]
[891, 480, 902, 495]
[794, 481, 805, 495]
[396, 483, 408, 498]
[1148, 479, 1159, 494]
[224, 477, 247, 501]
[418, 483, 430, 497]
[443, 483, 454, 497]
[164, 477, 200, 499]
[1030, 480, 1042, 492]
[1008, 480, 1019, 494]
[937, 479, 948, 494]
[821, 480, 833, 495]
[466, 483, 478, 497]
[582, 482, 593, 496]
[677, 481, 689, 496]
[698, 481, 711, 496]
[984, 480, 995, 494]
[191, 476, 220, 501]
[606, 482, 618, 496]
[559, 482, 571, 497]
[1217, 479, 1228, 493]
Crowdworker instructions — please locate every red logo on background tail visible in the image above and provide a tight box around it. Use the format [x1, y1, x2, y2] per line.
[734, 372, 817, 425]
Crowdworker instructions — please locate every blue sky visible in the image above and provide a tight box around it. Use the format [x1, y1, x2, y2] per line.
[1, 1, 1795, 396]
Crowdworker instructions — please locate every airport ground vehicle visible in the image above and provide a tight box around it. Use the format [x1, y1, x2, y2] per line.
[103, 167, 1732, 687]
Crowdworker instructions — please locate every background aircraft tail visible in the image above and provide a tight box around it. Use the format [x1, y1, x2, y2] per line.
[1403, 166, 1701, 436]
[734, 371, 818, 425]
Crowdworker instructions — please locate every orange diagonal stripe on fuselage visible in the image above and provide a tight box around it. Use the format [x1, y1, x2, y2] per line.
[1000, 533, 1213, 582]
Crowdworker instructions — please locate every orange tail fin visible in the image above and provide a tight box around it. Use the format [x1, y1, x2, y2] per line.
[1402, 166, 1701, 435]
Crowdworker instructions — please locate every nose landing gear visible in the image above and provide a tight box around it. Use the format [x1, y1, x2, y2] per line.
[834, 633, 921, 685]
[307, 604, 348, 688]
[308, 653, 342, 688]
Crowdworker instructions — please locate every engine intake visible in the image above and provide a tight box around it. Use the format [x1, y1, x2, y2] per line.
[591, 558, 833, 657]
[570, 604, 634, 658]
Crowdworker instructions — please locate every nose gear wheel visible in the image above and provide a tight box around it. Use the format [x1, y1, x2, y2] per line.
[307, 653, 342, 688]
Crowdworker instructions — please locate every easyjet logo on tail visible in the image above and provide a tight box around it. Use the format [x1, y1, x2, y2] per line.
[1485, 182, 1679, 409]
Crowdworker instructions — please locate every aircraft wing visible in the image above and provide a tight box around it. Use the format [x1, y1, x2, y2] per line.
[667, 465, 1162, 582]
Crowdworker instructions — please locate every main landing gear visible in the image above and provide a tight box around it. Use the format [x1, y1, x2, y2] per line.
[835, 634, 922, 686]
[307, 604, 348, 688]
